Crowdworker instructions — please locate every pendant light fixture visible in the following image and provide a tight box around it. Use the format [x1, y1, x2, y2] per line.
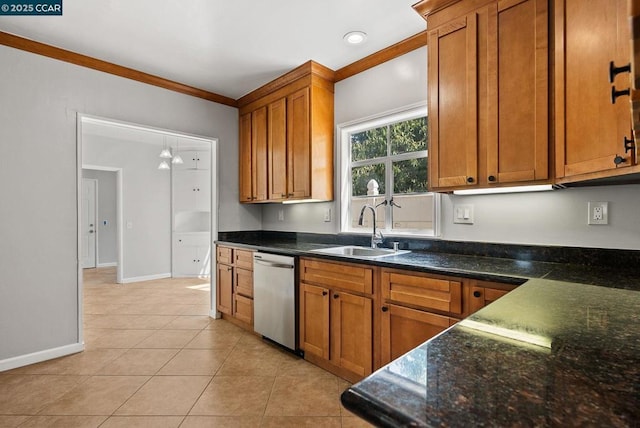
[171, 136, 184, 165]
[158, 136, 172, 170]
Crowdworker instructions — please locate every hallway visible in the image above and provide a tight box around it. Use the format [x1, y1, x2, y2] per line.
[0, 268, 369, 427]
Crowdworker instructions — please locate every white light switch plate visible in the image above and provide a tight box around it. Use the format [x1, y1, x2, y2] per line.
[453, 204, 474, 224]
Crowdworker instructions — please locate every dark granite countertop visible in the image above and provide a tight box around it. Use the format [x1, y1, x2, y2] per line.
[342, 279, 640, 427]
[216, 232, 640, 426]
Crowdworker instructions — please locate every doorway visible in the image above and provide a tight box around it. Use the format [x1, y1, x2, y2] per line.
[76, 114, 219, 341]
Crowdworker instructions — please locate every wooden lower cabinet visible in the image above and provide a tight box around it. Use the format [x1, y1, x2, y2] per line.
[216, 246, 254, 329]
[331, 290, 373, 377]
[299, 283, 330, 359]
[381, 304, 458, 364]
[299, 258, 375, 382]
[216, 262, 233, 315]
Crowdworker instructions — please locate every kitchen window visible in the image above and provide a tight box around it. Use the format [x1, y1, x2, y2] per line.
[339, 105, 439, 237]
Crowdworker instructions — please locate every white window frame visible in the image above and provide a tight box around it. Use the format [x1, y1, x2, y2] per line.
[338, 103, 440, 237]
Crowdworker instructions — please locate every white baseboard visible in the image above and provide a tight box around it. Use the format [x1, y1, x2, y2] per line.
[209, 309, 221, 319]
[97, 262, 117, 267]
[0, 342, 84, 372]
[120, 273, 172, 284]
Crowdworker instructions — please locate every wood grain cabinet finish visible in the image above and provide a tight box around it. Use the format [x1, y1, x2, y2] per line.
[555, 0, 637, 182]
[467, 280, 516, 314]
[238, 61, 334, 203]
[424, 0, 548, 191]
[299, 258, 374, 381]
[381, 270, 463, 315]
[381, 303, 457, 362]
[215, 245, 254, 329]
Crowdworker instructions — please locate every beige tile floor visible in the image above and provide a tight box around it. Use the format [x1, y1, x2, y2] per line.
[0, 267, 372, 427]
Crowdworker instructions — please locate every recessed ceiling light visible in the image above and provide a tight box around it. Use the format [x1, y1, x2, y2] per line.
[343, 31, 367, 45]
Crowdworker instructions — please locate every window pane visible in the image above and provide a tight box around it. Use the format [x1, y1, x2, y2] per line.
[350, 196, 386, 229]
[351, 127, 387, 161]
[390, 117, 427, 155]
[391, 194, 434, 231]
[352, 164, 385, 197]
[393, 158, 427, 193]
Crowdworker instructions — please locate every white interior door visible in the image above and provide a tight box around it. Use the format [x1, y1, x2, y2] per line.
[81, 178, 97, 268]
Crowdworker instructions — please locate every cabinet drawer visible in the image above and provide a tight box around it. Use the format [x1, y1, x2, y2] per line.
[235, 267, 253, 298]
[234, 294, 253, 325]
[301, 258, 373, 294]
[235, 249, 254, 271]
[216, 246, 233, 264]
[381, 270, 462, 314]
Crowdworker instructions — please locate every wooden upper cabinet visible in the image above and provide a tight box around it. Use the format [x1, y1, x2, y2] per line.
[489, 0, 548, 184]
[239, 113, 253, 202]
[268, 98, 287, 200]
[555, 0, 637, 182]
[428, 13, 479, 189]
[238, 61, 334, 203]
[287, 87, 311, 199]
[425, 0, 549, 191]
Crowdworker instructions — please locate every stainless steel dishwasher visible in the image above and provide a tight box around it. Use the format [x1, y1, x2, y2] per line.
[253, 252, 296, 351]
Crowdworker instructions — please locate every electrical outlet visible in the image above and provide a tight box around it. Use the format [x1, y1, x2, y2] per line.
[588, 202, 608, 225]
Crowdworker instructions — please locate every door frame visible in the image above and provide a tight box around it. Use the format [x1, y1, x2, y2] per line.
[76, 113, 220, 347]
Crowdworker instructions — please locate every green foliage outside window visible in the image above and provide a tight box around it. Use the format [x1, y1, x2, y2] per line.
[350, 117, 428, 196]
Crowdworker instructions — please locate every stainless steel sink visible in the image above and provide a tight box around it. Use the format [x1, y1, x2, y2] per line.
[310, 245, 410, 259]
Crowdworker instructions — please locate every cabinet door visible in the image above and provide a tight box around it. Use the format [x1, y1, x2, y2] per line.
[331, 291, 373, 377]
[428, 13, 478, 189]
[252, 106, 269, 201]
[234, 294, 253, 325]
[287, 87, 311, 199]
[487, 0, 548, 184]
[235, 267, 253, 298]
[299, 282, 330, 359]
[216, 263, 233, 315]
[239, 113, 253, 202]
[173, 171, 209, 212]
[468, 285, 512, 315]
[555, 0, 634, 180]
[268, 97, 288, 200]
[381, 304, 457, 364]
[195, 245, 211, 276]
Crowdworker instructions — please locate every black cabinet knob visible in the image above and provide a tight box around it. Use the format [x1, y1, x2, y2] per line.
[322, 291, 328, 296]
[614, 155, 626, 165]
[609, 61, 631, 83]
[381, 306, 389, 312]
[466, 177, 474, 183]
[488, 175, 496, 182]
[333, 293, 339, 299]
[473, 290, 482, 298]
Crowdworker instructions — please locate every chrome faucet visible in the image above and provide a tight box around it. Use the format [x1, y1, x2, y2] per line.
[358, 201, 386, 248]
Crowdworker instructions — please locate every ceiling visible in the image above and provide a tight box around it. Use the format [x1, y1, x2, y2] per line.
[0, 0, 426, 100]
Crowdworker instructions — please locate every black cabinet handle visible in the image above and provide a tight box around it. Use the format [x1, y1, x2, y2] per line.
[611, 86, 630, 104]
[624, 136, 635, 154]
[381, 306, 389, 312]
[614, 155, 626, 165]
[322, 291, 328, 296]
[488, 175, 496, 182]
[466, 177, 475, 183]
[609, 61, 631, 83]
[333, 293, 339, 299]
[473, 290, 482, 298]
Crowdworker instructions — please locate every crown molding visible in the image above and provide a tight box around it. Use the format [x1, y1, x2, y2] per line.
[334, 30, 428, 82]
[0, 31, 238, 107]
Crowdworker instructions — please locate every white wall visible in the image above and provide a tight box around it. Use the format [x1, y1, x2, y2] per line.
[262, 46, 640, 250]
[83, 136, 172, 279]
[0, 44, 259, 365]
[82, 169, 117, 265]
